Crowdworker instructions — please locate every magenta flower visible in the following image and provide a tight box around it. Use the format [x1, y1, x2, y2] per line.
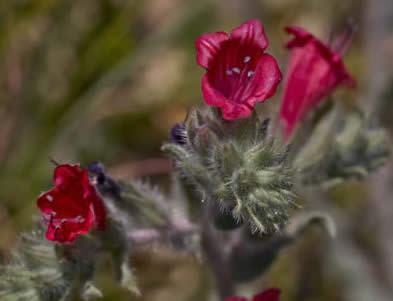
[225, 288, 281, 301]
[279, 26, 356, 139]
[37, 164, 107, 243]
[196, 19, 282, 120]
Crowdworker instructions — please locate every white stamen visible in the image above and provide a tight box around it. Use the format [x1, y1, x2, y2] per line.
[51, 212, 57, 216]
[226, 70, 233, 75]
[43, 214, 51, 219]
[74, 215, 85, 223]
[61, 218, 67, 224]
[232, 67, 241, 74]
[244, 56, 251, 63]
[46, 195, 53, 202]
[55, 225, 61, 229]
[247, 71, 254, 77]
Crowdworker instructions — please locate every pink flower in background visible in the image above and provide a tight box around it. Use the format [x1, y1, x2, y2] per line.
[37, 164, 106, 243]
[225, 288, 281, 301]
[279, 26, 356, 139]
[196, 19, 282, 120]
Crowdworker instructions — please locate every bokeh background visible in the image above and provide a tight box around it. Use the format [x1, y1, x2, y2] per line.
[1, 0, 393, 300]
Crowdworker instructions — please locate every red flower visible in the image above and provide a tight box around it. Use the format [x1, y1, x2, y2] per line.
[279, 26, 356, 138]
[225, 288, 281, 301]
[37, 164, 106, 243]
[196, 19, 282, 120]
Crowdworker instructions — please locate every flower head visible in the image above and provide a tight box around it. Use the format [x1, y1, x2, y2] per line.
[196, 19, 282, 120]
[37, 164, 107, 243]
[279, 26, 356, 139]
[225, 288, 281, 301]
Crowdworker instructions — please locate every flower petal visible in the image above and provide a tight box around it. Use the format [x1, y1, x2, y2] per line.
[38, 187, 89, 217]
[285, 26, 356, 90]
[280, 26, 356, 139]
[196, 32, 229, 69]
[253, 288, 281, 301]
[201, 73, 252, 119]
[201, 73, 228, 106]
[248, 53, 282, 104]
[37, 190, 56, 215]
[45, 203, 94, 243]
[221, 101, 254, 120]
[45, 223, 75, 243]
[86, 185, 107, 230]
[38, 164, 106, 243]
[285, 26, 312, 48]
[54, 164, 83, 187]
[230, 19, 268, 50]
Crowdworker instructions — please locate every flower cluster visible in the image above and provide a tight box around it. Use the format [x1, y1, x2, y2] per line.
[37, 20, 356, 245]
[27, 16, 383, 301]
[196, 20, 355, 139]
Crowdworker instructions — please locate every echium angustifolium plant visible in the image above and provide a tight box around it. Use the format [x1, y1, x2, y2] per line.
[0, 19, 390, 301]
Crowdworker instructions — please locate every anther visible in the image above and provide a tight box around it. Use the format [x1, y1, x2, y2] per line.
[244, 56, 251, 63]
[74, 216, 85, 223]
[232, 67, 241, 74]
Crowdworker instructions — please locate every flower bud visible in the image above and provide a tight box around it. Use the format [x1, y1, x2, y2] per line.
[163, 108, 297, 234]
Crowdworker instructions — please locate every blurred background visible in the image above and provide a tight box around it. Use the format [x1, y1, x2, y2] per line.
[0, 0, 393, 300]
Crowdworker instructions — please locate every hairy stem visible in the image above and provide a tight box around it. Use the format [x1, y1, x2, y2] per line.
[201, 201, 235, 300]
[127, 222, 199, 247]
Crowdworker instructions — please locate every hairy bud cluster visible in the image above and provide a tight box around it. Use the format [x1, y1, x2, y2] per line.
[294, 107, 390, 188]
[162, 108, 297, 234]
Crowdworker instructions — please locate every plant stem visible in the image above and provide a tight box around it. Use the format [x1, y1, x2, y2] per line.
[127, 223, 198, 247]
[201, 201, 235, 300]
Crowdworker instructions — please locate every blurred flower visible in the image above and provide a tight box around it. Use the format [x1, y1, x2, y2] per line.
[196, 19, 282, 120]
[279, 26, 356, 139]
[37, 164, 106, 243]
[225, 288, 281, 301]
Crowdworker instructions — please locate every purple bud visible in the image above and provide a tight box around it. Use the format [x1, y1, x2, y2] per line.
[88, 161, 121, 198]
[169, 123, 187, 145]
[88, 162, 106, 184]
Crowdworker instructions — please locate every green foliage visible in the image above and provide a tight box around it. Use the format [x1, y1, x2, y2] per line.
[295, 106, 390, 188]
[0, 228, 70, 301]
[0, 168, 177, 301]
[0, 215, 142, 301]
[91, 164, 170, 228]
[162, 108, 298, 234]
